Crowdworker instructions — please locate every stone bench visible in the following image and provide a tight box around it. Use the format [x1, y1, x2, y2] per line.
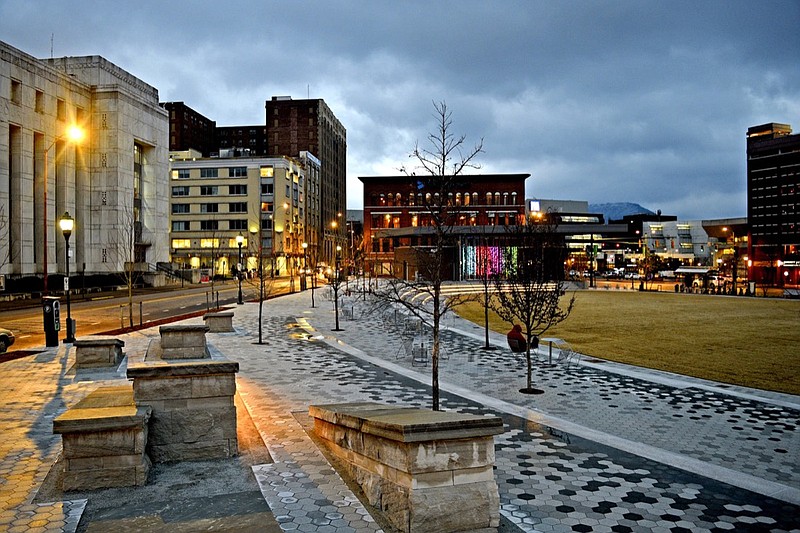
[159, 324, 209, 359]
[203, 311, 234, 332]
[53, 385, 151, 491]
[310, 402, 504, 533]
[73, 336, 124, 368]
[127, 359, 239, 462]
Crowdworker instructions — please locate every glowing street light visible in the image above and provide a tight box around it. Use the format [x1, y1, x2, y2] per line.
[43, 125, 84, 294]
[59, 212, 75, 343]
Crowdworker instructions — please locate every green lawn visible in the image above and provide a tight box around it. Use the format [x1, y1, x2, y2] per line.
[455, 291, 800, 395]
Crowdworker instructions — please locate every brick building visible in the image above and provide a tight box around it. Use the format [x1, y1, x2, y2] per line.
[359, 174, 529, 280]
[266, 96, 347, 267]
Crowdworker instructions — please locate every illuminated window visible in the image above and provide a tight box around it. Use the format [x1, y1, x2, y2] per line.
[411, 215, 418, 227]
[228, 236, 248, 247]
[200, 238, 219, 248]
[171, 239, 191, 248]
[260, 166, 274, 177]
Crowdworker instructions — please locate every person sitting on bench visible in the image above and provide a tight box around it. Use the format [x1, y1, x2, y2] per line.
[507, 324, 527, 353]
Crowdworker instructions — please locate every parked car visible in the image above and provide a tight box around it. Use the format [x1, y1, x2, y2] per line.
[0, 327, 15, 353]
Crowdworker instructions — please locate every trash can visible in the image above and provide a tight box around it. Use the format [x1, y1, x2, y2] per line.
[42, 296, 61, 347]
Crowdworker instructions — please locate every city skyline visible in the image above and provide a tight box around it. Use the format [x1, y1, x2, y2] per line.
[1, 1, 798, 220]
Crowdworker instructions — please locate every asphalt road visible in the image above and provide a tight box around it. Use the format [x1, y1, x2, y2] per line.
[0, 277, 305, 352]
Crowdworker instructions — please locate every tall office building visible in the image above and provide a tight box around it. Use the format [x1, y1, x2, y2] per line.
[162, 102, 217, 156]
[266, 96, 346, 266]
[1, 40, 169, 291]
[746, 123, 800, 286]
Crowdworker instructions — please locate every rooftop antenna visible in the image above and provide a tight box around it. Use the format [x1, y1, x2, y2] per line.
[307, 84, 310, 99]
[50, 33, 54, 58]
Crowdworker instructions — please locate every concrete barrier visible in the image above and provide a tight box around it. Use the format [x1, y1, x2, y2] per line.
[310, 402, 504, 533]
[53, 385, 151, 490]
[203, 311, 235, 332]
[73, 336, 124, 368]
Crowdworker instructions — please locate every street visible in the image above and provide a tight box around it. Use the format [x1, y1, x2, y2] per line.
[0, 276, 303, 352]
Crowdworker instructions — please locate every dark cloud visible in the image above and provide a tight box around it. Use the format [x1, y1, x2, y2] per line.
[2, 0, 797, 219]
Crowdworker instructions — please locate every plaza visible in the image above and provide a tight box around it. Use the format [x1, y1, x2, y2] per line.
[0, 289, 798, 532]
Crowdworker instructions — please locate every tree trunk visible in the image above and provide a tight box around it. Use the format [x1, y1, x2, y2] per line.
[432, 285, 441, 410]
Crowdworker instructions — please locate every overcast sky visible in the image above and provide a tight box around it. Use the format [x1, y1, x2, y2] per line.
[2, 1, 798, 219]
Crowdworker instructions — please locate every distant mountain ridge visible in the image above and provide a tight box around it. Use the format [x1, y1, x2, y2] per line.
[589, 202, 654, 222]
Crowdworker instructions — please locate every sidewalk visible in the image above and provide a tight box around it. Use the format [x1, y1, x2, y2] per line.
[0, 290, 798, 532]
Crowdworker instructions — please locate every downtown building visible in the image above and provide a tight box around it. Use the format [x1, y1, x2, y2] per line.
[746, 123, 800, 287]
[168, 151, 307, 283]
[163, 97, 345, 270]
[0, 40, 169, 293]
[359, 173, 529, 281]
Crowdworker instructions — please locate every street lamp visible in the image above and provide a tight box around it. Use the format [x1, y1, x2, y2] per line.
[236, 232, 244, 305]
[301, 242, 308, 292]
[59, 212, 75, 343]
[43, 125, 84, 294]
[333, 245, 342, 331]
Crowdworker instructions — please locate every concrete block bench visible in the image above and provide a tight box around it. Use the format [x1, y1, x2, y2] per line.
[73, 336, 124, 368]
[203, 311, 234, 332]
[53, 385, 151, 491]
[310, 402, 504, 533]
[159, 324, 209, 359]
[127, 359, 239, 462]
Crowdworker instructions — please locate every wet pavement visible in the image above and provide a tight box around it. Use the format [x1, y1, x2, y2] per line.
[0, 288, 798, 532]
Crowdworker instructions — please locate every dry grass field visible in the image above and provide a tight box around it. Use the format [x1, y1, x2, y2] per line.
[455, 290, 800, 395]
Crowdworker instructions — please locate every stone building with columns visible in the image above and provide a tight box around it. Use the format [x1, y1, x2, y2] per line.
[0, 40, 169, 292]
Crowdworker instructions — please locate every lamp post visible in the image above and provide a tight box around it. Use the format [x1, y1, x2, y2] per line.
[723, 227, 738, 295]
[59, 212, 75, 343]
[301, 242, 308, 292]
[250, 225, 265, 344]
[43, 125, 84, 295]
[236, 233, 244, 304]
[333, 245, 342, 331]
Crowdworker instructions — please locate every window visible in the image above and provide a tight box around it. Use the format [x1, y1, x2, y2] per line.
[286, 184, 290, 196]
[229, 184, 247, 195]
[172, 186, 190, 196]
[171, 239, 191, 248]
[261, 183, 274, 195]
[229, 166, 247, 177]
[260, 166, 274, 178]
[35, 90, 44, 113]
[10, 79, 21, 104]
[178, 169, 191, 179]
[261, 218, 273, 230]
[200, 186, 218, 196]
[172, 204, 190, 214]
[200, 238, 219, 248]
[261, 202, 273, 212]
[172, 221, 190, 231]
[201, 168, 218, 178]
[200, 203, 219, 213]
[57, 99, 66, 120]
[229, 202, 247, 213]
[200, 220, 219, 231]
[229, 219, 248, 230]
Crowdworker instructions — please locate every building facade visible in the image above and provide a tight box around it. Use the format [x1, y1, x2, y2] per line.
[168, 154, 306, 282]
[266, 96, 347, 266]
[1, 40, 169, 291]
[746, 123, 800, 287]
[359, 174, 529, 280]
[162, 101, 217, 156]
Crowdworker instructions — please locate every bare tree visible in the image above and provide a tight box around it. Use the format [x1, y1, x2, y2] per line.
[476, 228, 498, 350]
[0, 206, 12, 273]
[246, 226, 275, 344]
[106, 205, 138, 328]
[491, 215, 575, 394]
[375, 101, 483, 410]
